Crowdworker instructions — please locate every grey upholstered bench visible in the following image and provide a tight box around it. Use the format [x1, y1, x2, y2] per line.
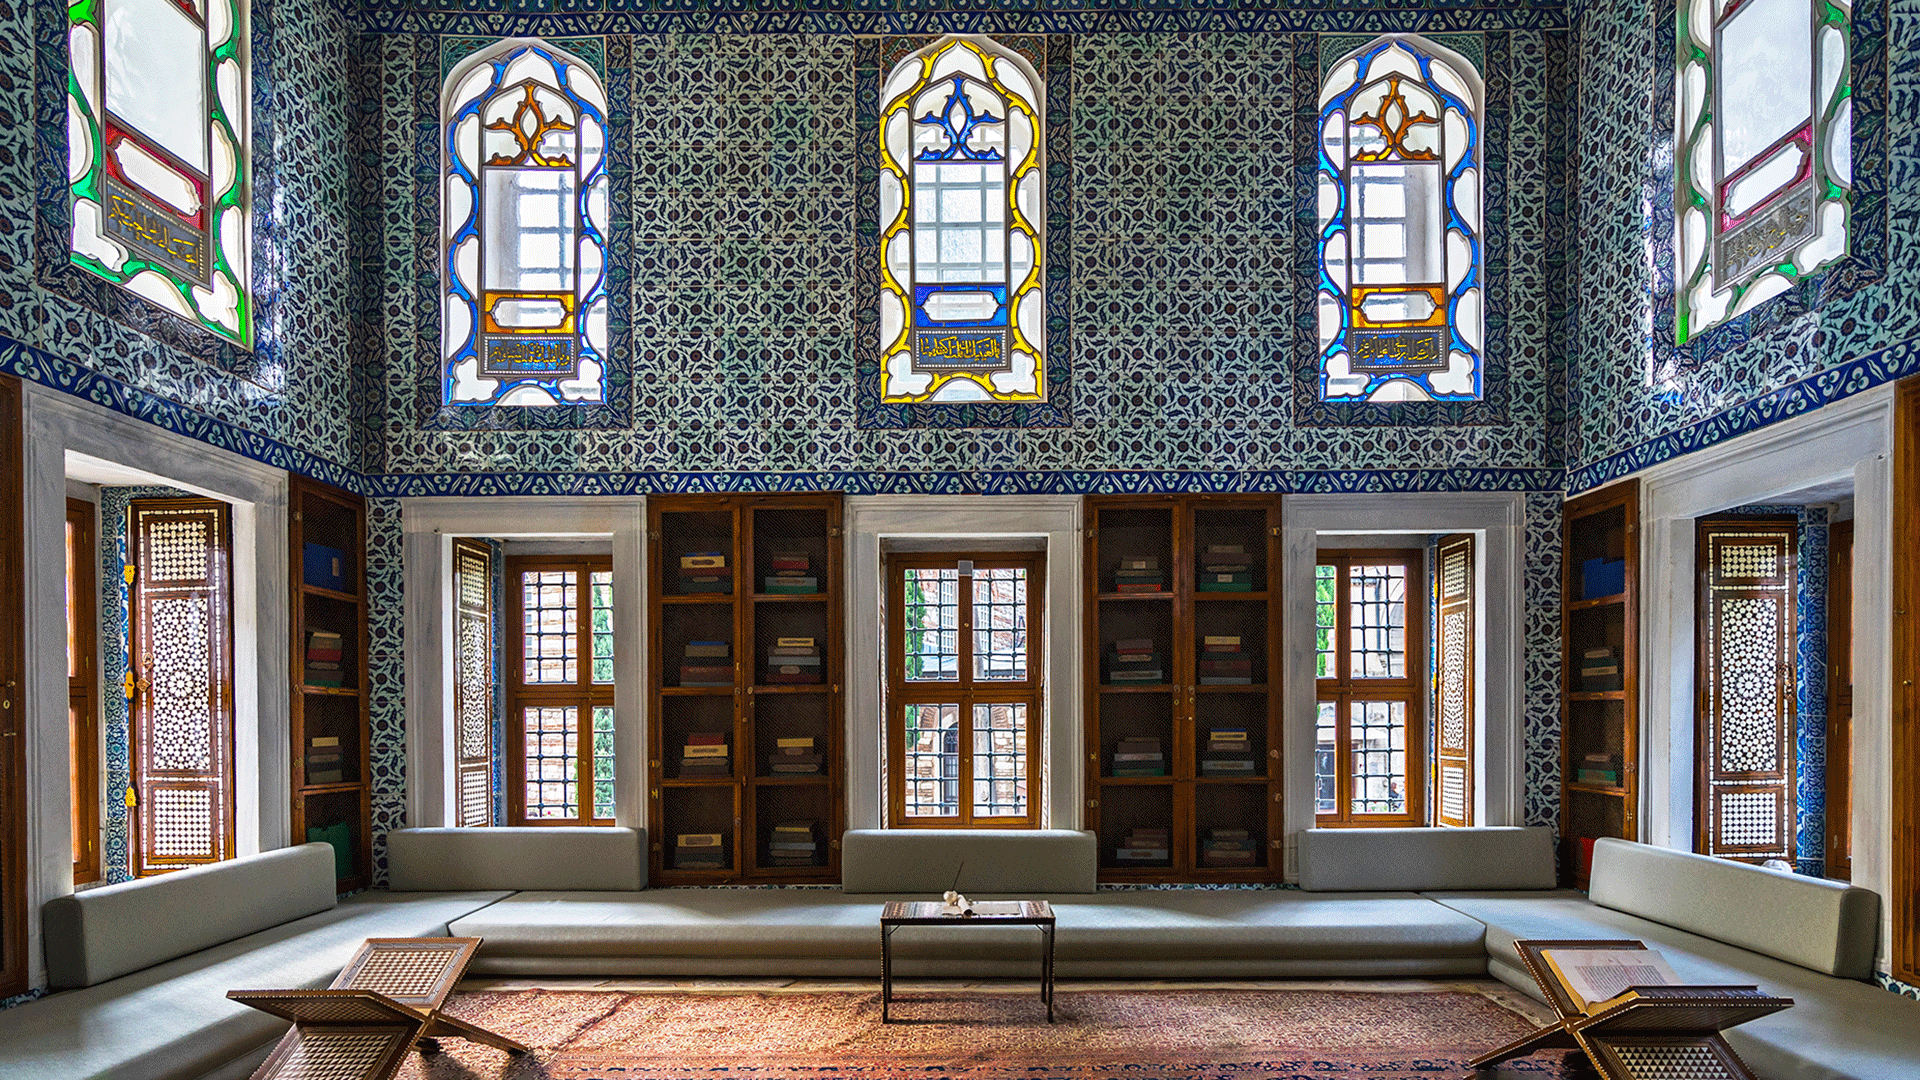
[0, 843, 508, 1080]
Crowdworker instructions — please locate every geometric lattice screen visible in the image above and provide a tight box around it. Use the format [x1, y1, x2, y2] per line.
[129, 499, 234, 875]
[1695, 518, 1797, 863]
[452, 539, 495, 828]
[1433, 533, 1474, 827]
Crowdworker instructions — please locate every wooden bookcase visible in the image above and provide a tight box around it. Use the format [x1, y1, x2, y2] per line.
[1560, 478, 1640, 889]
[289, 476, 371, 893]
[1083, 495, 1282, 882]
[646, 494, 844, 885]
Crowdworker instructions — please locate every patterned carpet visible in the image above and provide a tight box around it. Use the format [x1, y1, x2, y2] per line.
[391, 986, 1587, 1079]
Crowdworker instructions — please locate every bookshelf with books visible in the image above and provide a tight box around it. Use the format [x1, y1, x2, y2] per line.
[1085, 496, 1281, 882]
[648, 494, 843, 884]
[288, 475, 371, 892]
[1561, 479, 1640, 889]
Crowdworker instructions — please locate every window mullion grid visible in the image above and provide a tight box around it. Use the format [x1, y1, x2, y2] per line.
[894, 686, 967, 826]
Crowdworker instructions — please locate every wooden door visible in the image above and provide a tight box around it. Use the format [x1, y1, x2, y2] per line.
[0, 375, 26, 997]
[1694, 517, 1797, 863]
[129, 498, 236, 875]
[1825, 518, 1852, 880]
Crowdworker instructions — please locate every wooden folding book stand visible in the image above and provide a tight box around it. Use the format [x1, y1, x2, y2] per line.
[229, 937, 528, 1080]
[1469, 940, 1792, 1080]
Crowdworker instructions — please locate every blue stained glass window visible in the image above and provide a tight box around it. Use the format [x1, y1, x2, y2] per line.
[443, 41, 610, 407]
[1316, 37, 1484, 403]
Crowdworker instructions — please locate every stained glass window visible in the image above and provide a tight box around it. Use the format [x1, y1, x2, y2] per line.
[878, 36, 1046, 405]
[1677, 0, 1852, 342]
[1315, 37, 1482, 403]
[443, 41, 609, 407]
[67, 0, 252, 346]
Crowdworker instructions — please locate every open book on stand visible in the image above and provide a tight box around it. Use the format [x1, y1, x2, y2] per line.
[1467, 939, 1792, 1080]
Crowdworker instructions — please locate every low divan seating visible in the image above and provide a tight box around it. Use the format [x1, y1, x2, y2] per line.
[0, 843, 509, 1080]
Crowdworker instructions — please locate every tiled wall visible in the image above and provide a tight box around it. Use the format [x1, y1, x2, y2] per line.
[1568, 0, 1918, 487]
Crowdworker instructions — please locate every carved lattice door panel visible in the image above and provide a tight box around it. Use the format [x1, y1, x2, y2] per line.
[1434, 533, 1475, 827]
[130, 499, 235, 874]
[1695, 518, 1797, 863]
[453, 539, 496, 827]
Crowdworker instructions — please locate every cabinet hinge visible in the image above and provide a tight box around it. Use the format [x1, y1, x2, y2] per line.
[829, 527, 841, 538]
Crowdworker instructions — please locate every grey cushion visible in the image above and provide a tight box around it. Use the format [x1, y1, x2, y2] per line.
[450, 887, 1486, 978]
[1296, 827, 1556, 892]
[41, 844, 337, 990]
[1588, 838, 1880, 979]
[1427, 891, 1920, 1080]
[0, 890, 508, 1080]
[386, 826, 647, 892]
[840, 830, 1096, 894]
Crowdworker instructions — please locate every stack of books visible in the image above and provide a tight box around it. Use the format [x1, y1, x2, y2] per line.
[1579, 646, 1622, 692]
[305, 630, 344, 687]
[1200, 727, 1256, 775]
[306, 736, 344, 786]
[1115, 827, 1169, 864]
[1108, 638, 1164, 685]
[1114, 556, 1164, 593]
[765, 637, 822, 684]
[1111, 736, 1166, 777]
[769, 735, 823, 776]
[767, 820, 819, 866]
[1577, 751, 1621, 787]
[680, 641, 731, 687]
[763, 551, 818, 594]
[1201, 827, 1257, 868]
[675, 833, 725, 870]
[679, 551, 731, 594]
[678, 731, 730, 777]
[1198, 635, 1252, 685]
[1197, 544, 1253, 592]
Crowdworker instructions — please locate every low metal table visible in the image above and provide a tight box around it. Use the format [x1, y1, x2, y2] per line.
[880, 900, 1056, 1023]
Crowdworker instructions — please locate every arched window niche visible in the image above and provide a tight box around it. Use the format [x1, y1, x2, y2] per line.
[442, 40, 610, 407]
[1315, 36, 1484, 404]
[878, 36, 1047, 405]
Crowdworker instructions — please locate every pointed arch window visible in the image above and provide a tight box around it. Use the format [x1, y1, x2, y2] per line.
[1676, 0, 1852, 343]
[443, 41, 610, 407]
[1315, 37, 1483, 404]
[66, 0, 252, 346]
[878, 36, 1046, 405]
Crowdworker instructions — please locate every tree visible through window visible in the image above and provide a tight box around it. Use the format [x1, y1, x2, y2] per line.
[887, 554, 1042, 826]
[877, 36, 1047, 405]
[443, 41, 610, 406]
[1676, 0, 1852, 342]
[1315, 36, 1483, 403]
[1316, 551, 1427, 826]
[67, 0, 252, 345]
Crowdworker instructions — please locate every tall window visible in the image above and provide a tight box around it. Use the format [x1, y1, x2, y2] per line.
[877, 36, 1047, 405]
[886, 554, 1042, 826]
[443, 41, 610, 407]
[1315, 37, 1482, 403]
[1316, 551, 1427, 826]
[67, 0, 252, 345]
[1677, 0, 1852, 342]
[506, 556, 613, 823]
[66, 500, 101, 885]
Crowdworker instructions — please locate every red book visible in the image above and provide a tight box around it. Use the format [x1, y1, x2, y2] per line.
[685, 732, 727, 745]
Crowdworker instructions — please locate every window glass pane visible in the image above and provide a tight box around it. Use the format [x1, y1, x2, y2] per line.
[971, 702, 1027, 817]
[591, 705, 614, 820]
[520, 570, 579, 684]
[971, 567, 1028, 681]
[483, 168, 577, 294]
[1349, 162, 1443, 285]
[1349, 700, 1409, 815]
[590, 570, 613, 684]
[1315, 700, 1338, 814]
[901, 568, 961, 681]
[103, 0, 209, 171]
[902, 703, 961, 816]
[523, 705, 578, 819]
[1716, 0, 1814, 176]
[1315, 564, 1337, 678]
[1348, 563, 1409, 678]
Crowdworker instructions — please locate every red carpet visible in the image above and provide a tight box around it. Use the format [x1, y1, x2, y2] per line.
[393, 987, 1582, 1079]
